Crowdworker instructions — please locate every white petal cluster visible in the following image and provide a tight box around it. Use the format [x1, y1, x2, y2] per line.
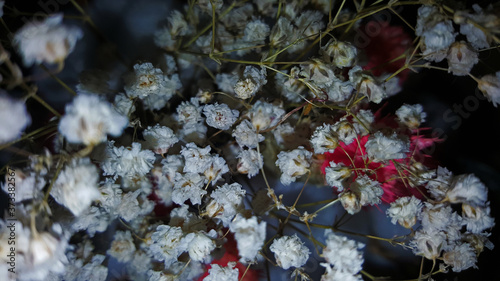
[365, 131, 409, 162]
[204, 263, 239, 281]
[243, 19, 270, 43]
[14, 14, 82, 66]
[387, 196, 423, 228]
[340, 175, 383, 214]
[322, 39, 358, 68]
[461, 204, 495, 234]
[478, 71, 500, 107]
[203, 155, 229, 184]
[236, 149, 263, 178]
[246, 100, 285, 131]
[275, 67, 306, 103]
[348, 66, 386, 103]
[147, 225, 185, 267]
[182, 230, 216, 263]
[416, 5, 457, 61]
[113, 93, 135, 116]
[234, 66, 267, 99]
[322, 230, 364, 275]
[310, 124, 340, 154]
[124, 62, 181, 110]
[458, 4, 496, 50]
[0, 93, 31, 144]
[275, 146, 312, 185]
[395, 104, 427, 129]
[270, 234, 310, 270]
[447, 41, 478, 76]
[180, 142, 212, 174]
[203, 103, 239, 130]
[51, 158, 100, 216]
[143, 124, 178, 154]
[206, 183, 246, 226]
[59, 94, 128, 145]
[172, 172, 206, 205]
[230, 215, 267, 262]
[101, 142, 156, 180]
[324, 162, 351, 191]
[410, 229, 447, 260]
[446, 174, 488, 206]
[443, 243, 478, 272]
[232, 120, 264, 148]
[107, 230, 136, 263]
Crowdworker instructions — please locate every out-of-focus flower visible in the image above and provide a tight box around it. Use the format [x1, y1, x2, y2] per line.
[0, 93, 31, 144]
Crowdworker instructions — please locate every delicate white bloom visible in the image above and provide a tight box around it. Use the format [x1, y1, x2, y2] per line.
[416, 6, 457, 60]
[113, 93, 135, 116]
[447, 41, 478, 76]
[270, 234, 310, 270]
[411, 228, 447, 260]
[300, 59, 336, 86]
[204, 155, 229, 184]
[71, 206, 110, 236]
[321, 39, 357, 68]
[273, 122, 295, 146]
[148, 225, 185, 267]
[14, 14, 82, 65]
[101, 141, 156, 180]
[270, 17, 294, 47]
[426, 166, 453, 200]
[443, 243, 477, 272]
[275, 146, 312, 185]
[477, 71, 500, 107]
[107, 230, 136, 263]
[0, 93, 31, 143]
[237, 149, 263, 178]
[232, 120, 264, 148]
[168, 10, 190, 36]
[176, 98, 203, 125]
[325, 162, 351, 192]
[340, 175, 383, 214]
[169, 204, 206, 232]
[180, 142, 212, 174]
[2, 170, 45, 202]
[216, 72, 239, 94]
[310, 124, 339, 154]
[387, 196, 422, 228]
[321, 263, 363, 281]
[247, 100, 285, 131]
[161, 154, 184, 181]
[234, 66, 267, 99]
[326, 76, 354, 102]
[446, 174, 488, 206]
[349, 66, 386, 103]
[143, 124, 178, 154]
[275, 67, 306, 102]
[365, 131, 409, 162]
[172, 172, 206, 205]
[230, 215, 267, 262]
[295, 10, 324, 39]
[182, 230, 216, 262]
[206, 183, 246, 226]
[322, 230, 364, 274]
[334, 120, 357, 145]
[59, 94, 128, 145]
[69, 255, 108, 281]
[115, 190, 150, 222]
[420, 203, 461, 232]
[203, 103, 239, 130]
[396, 104, 427, 129]
[352, 109, 374, 135]
[51, 158, 100, 216]
[462, 204, 495, 234]
[204, 263, 239, 281]
[458, 5, 496, 50]
[243, 19, 270, 43]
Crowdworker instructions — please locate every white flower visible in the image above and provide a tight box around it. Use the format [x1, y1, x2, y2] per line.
[410, 228, 447, 260]
[13, 14, 82, 65]
[243, 19, 270, 43]
[275, 67, 306, 103]
[396, 104, 427, 129]
[176, 98, 204, 125]
[426, 166, 453, 200]
[206, 183, 246, 226]
[477, 71, 500, 107]
[348, 66, 386, 103]
[365, 131, 409, 162]
[295, 10, 324, 38]
[172, 172, 206, 205]
[234, 66, 267, 99]
[232, 120, 264, 148]
[321, 263, 363, 281]
[204, 263, 239, 281]
[324, 162, 351, 191]
[275, 146, 312, 185]
[443, 243, 478, 272]
[458, 4, 496, 50]
[230, 215, 266, 262]
[270, 234, 310, 270]
[203, 103, 239, 130]
[447, 41, 478, 76]
[247, 100, 285, 131]
[461, 204, 495, 234]
[148, 225, 185, 267]
[182, 230, 216, 262]
[107, 231, 136, 263]
[113, 93, 135, 116]
[325, 76, 354, 102]
[340, 175, 383, 214]
[387, 196, 422, 228]
[143, 124, 178, 154]
[416, 6, 457, 60]
[51, 158, 100, 216]
[322, 230, 364, 274]
[446, 174, 488, 206]
[419, 203, 460, 232]
[203, 155, 229, 185]
[0, 93, 31, 144]
[180, 142, 212, 174]
[270, 17, 294, 47]
[59, 94, 128, 145]
[216, 72, 239, 94]
[1, 170, 45, 202]
[168, 10, 190, 36]
[236, 149, 263, 178]
[101, 141, 156, 180]
[310, 124, 340, 154]
[321, 39, 357, 68]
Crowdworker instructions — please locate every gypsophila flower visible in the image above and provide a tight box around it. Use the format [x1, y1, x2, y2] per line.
[232, 120, 264, 148]
[270, 234, 310, 270]
[204, 155, 229, 184]
[182, 230, 217, 263]
[216, 72, 239, 94]
[148, 225, 185, 267]
[477, 71, 500, 107]
[172, 172, 206, 205]
[247, 100, 285, 131]
[204, 262, 239, 281]
[340, 175, 383, 214]
[387, 196, 422, 228]
[51, 158, 100, 216]
[322, 230, 364, 274]
[101, 141, 155, 180]
[180, 142, 212, 174]
[461, 204, 495, 234]
[142, 124, 179, 154]
[230, 215, 267, 262]
[107, 230, 136, 263]
[447, 41, 478, 76]
[59, 93, 128, 145]
[14, 14, 82, 66]
[2, 170, 45, 202]
[236, 149, 263, 178]
[176, 97, 204, 125]
[416, 5, 457, 61]
[443, 243, 477, 272]
[420, 203, 461, 232]
[321, 39, 358, 68]
[365, 131, 409, 162]
[203, 103, 239, 130]
[396, 104, 427, 129]
[411, 228, 447, 260]
[325, 162, 351, 191]
[234, 66, 267, 99]
[458, 4, 496, 50]
[310, 124, 340, 154]
[321, 263, 363, 281]
[0, 93, 31, 143]
[113, 93, 135, 116]
[206, 182, 246, 226]
[168, 10, 190, 36]
[276, 146, 312, 185]
[446, 174, 488, 206]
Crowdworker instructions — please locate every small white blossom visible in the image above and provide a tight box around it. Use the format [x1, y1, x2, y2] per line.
[180, 142, 212, 174]
[204, 263, 239, 281]
[143, 124, 178, 154]
[14, 14, 82, 65]
[107, 230, 136, 263]
[270, 17, 294, 47]
[51, 158, 100, 216]
[411, 228, 447, 260]
[236, 149, 263, 178]
[416, 6, 457, 61]
[349, 66, 386, 103]
[310, 124, 339, 154]
[462, 204, 495, 234]
[321, 263, 363, 281]
[182, 230, 216, 263]
[321, 39, 358, 68]
[322, 230, 364, 274]
[243, 19, 270, 43]
[148, 225, 185, 267]
[172, 172, 206, 205]
[326, 76, 354, 102]
[443, 243, 478, 272]
[113, 93, 135, 116]
[216, 72, 239, 94]
[230, 215, 267, 262]
[419, 203, 460, 232]
[446, 174, 488, 206]
[477, 71, 500, 107]
[458, 5, 496, 50]
[387, 196, 422, 228]
[101, 141, 156, 180]
[325, 162, 351, 191]
[275, 146, 312, 185]
[59, 94, 128, 145]
[247, 100, 285, 131]
[204, 155, 229, 185]
[206, 183, 246, 226]
[176, 98, 203, 125]
[295, 10, 324, 38]
[2, 170, 45, 202]
[365, 131, 409, 162]
[0, 93, 31, 143]
[168, 10, 190, 36]
[232, 120, 264, 148]
[203, 103, 239, 130]
[396, 104, 427, 129]
[275, 67, 306, 103]
[270, 234, 310, 270]
[340, 175, 383, 214]
[447, 41, 479, 76]
[234, 66, 267, 99]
